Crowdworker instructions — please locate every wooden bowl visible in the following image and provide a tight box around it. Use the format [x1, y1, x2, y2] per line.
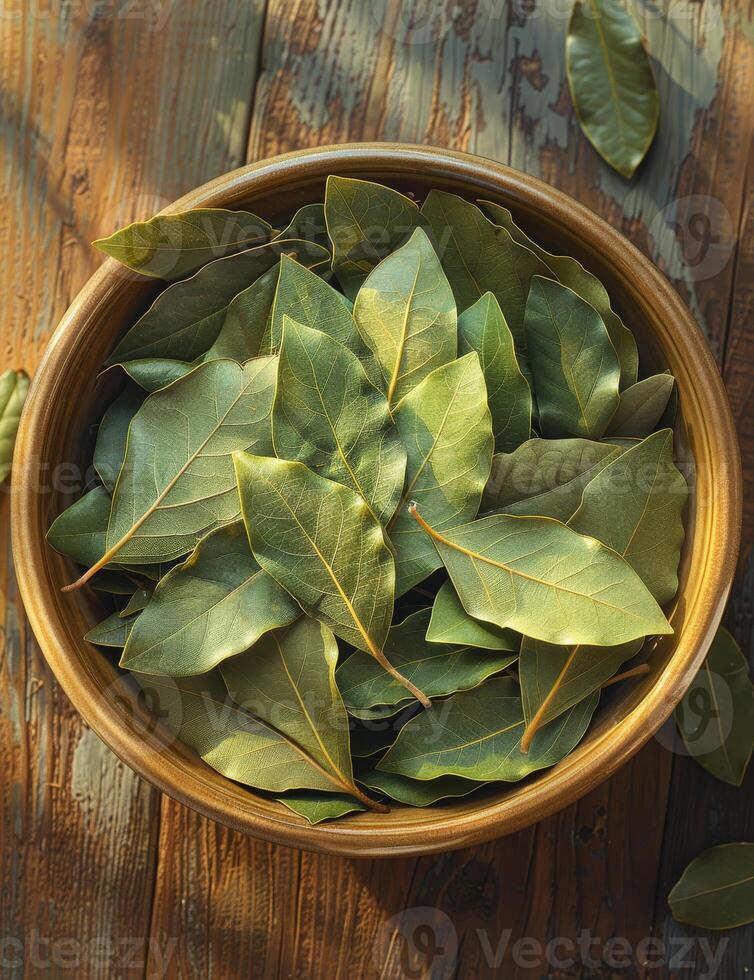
[12, 144, 742, 857]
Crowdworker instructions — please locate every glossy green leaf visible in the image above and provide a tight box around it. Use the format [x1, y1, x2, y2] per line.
[336, 609, 517, 716]
[201, 265, 280, 363]
[482, 438, 622, 520]
[525, 276, 621, 438]
[481, 201, 638, 388]
[352, 227, 457, 406]
[94, 208, 273, 280]
[325, 175, 425, 299]
[276, 203, 329, 249]
[675, 628, 754, 787]
[378, 676, 598, 781]
[607, 373, 675, 437]
[668, 844, 754, 930]
[233, 453, 428, 706]
[569, 429, 688, 604]
[85, 610, 138, 648]
[107, 240, 329, 364]
[93, 385, 144, 492]
[47, 486, 110, 567]
[458, 293, 531, 453]
[567, 0, 659, 179]
[427, 580, 520, 651]
[361, 770, 483, 806]
[116, 358, 193, 393]
[277, 792, 365, 824]
[409, 507, 673, 645]
[120, 522, 299, 676]
[420, 190, 550, 365]
[387, 353, 493, 595]
[0, 369, 29, 482]
[67, 358, 277, 587]
[273, 318, 406, 524]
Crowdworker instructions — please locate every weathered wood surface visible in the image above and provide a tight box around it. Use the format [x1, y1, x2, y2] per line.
[1, 1, 752, 977]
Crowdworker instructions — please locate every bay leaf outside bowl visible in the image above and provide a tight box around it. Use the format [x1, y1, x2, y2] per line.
[11, 144, 741, 857]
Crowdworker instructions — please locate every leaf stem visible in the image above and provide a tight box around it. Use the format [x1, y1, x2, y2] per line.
[601, 663, 650, 689]
[521, 646, 580, 753]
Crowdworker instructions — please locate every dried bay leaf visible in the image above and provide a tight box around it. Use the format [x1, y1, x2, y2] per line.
[85, 610, 139, 648]
[120, 522, 299, 676]
[276, 203, 329, 249]
[47, 486, 110, 567]
[669, 843, 754, 930]
[93, 385, 144, 492]
[0, 369, 29, 482]
[273, 318, 406, 524]
[201, 265, 280, 363]
[607, 373, 675, 437]
[233, 453, 429, 706]
[427, 580, 520, 652]
[94, 208, 274, 280]
[277, 792, 366, 824]
[409, 506, 673, 646]
[361, 770, 483, 806]
[115, 358, 193, 393]
[525, 276, 621, 439]
[352, 227, 457, 406]
[119, 587, 153, 618]
[387, 354, 493, 595]
[567, 0, 659, 179]
[458, 293, 532, 453]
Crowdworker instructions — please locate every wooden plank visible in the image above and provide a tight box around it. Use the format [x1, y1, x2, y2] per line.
[0, 3, 266, 977]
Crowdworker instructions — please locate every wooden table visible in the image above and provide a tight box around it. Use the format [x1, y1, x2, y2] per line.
[1, 2, 752, 976]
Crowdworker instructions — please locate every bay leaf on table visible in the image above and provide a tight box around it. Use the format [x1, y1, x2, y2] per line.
[0, 369, 29, 482]
[325, 175, 425, 299]
[271, 256, 381, 387]
[114, 358, 194, 393]
[276, 203, 329, 249]
[277, 792, 366, 824]
[94, 208, 274, 280]
[233, 453, 429, 706]
[458, 293, 532, 453]
[387, 353, 493, 595]
[137, 670, 379, 807]
[221, 616, 380, 810]
[427, 580, 520, 652]
[420, 190, 550, 366]
[668, 843, 754, 930]
[566, 0, 659, 179]
[481, 437, 622, 521]
[352, 227, 457, 407]
[107, 239, 329, 364]
[409, 507, 673, 646]
[273, 318, 406, 525]
[65, 357, 277, 589]
[480, 201, 638, 389]
[85, 610, 139, 648]
[525, 276, 621, 439]
[675, 627, 754, 787]
[336, 609, 517, 717]
[569, 429, 688, 604]
[201, 265, 280, 363]
[361, 770, 484, 806]
[120, 522, 299, 676]
[606, 373, 675, 437]
[47, 486, 110, 567]
[93, 384, 144, 492]
[377, 676, 598, 781]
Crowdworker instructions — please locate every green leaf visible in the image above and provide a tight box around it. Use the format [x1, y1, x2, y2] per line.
[67, 358, 277, 587]
[481, 201, 638, 389]
[420, 190, 550, 366]
[276, 203, 329, 249]
[120, 522, 299, 676]
[277, 791, 365, 824]
[566, 0, 659, 179]
[482, 438, 622, 521]
[378, 676, 598, 781]
[233, 453, 429, 706]
[427, 580, 520, 651]
[47, 486, 110, 567]
[93, 385, 144, 492]
[525, 276, 621, 439]
[91, 571, 140, 596]
[85, 610, 139, 648]
[352, 227, 457, 407]
[221, 617, 376, 807]
[336, 609, 517, 716]
[116, 358, 193, 393]
[93, 208, 274, 280]
[409, 507, 673, 646]
[361, 770, 483, 806]
[107, 240, 329, 364]
[273, 318, 406, 524]
[668, 843, 754, 930]
[569, 429, 688, 604]
[675, 628, 754, 787]
[457, 293, 532, 453]
[0, 369, 29, 482]
[387, 353, 493, 595]
[201, 265, 280, 363]
[520, 636, 642, 734]
[119, 587, 153, 617]
[607, 373, 675, 437]
[325, 175, 425, 299]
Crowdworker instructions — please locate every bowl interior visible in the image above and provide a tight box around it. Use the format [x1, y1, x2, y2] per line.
[14, 146, 739, 856]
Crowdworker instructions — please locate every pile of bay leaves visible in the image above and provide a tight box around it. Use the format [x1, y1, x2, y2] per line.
[48, 176, 688, 823]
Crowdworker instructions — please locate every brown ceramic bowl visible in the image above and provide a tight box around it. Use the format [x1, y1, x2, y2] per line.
[12, 144, 741, 857]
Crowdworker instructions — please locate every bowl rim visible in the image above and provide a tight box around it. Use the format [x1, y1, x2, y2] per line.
[11, 142, 742, 857]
